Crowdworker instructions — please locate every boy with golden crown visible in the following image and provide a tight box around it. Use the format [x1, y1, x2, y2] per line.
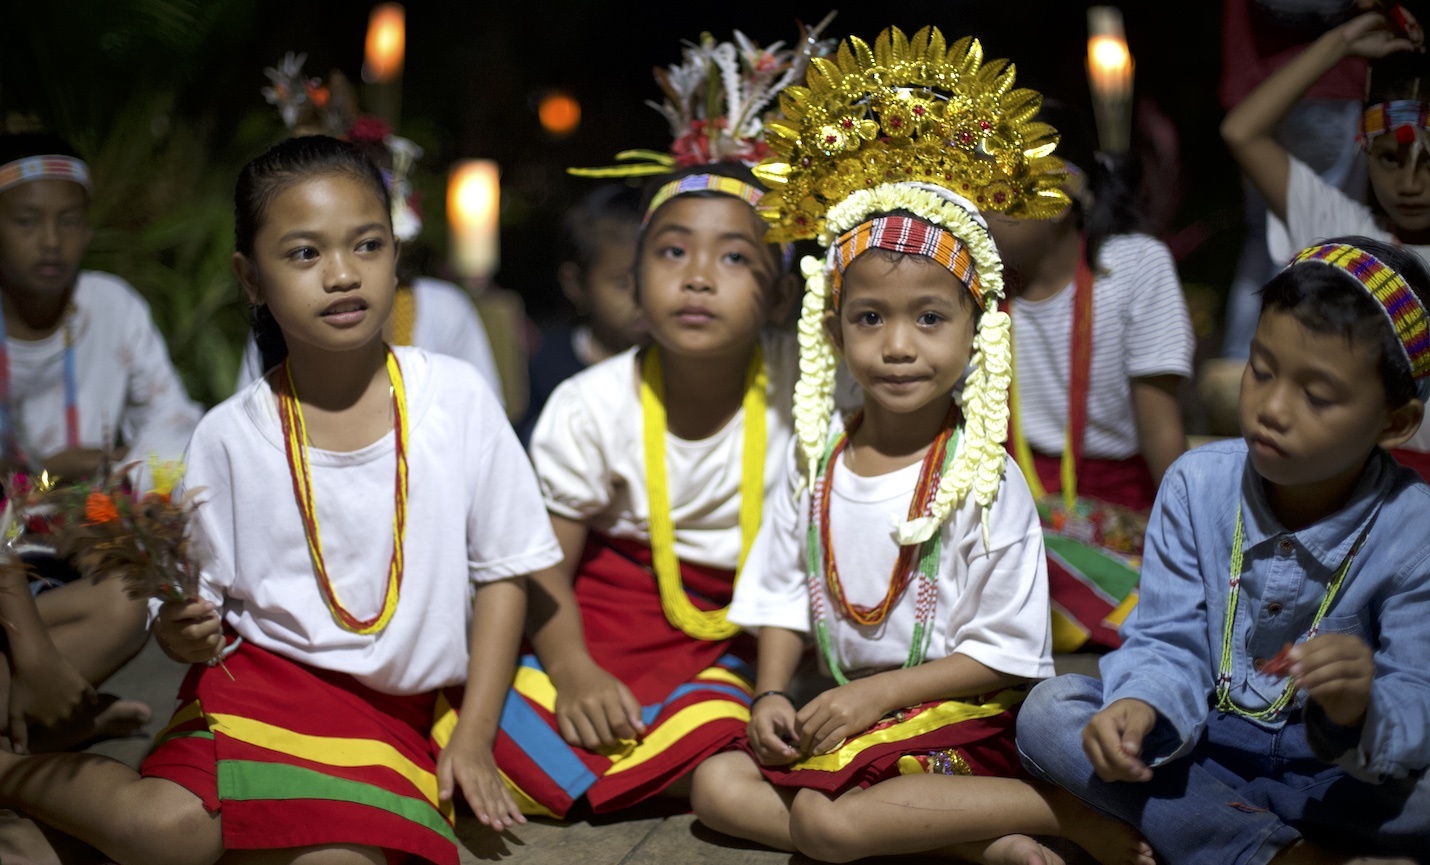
[690, 26, 1151, 865]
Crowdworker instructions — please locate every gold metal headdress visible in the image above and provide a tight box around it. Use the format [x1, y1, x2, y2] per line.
[753, 26, 1069, 243]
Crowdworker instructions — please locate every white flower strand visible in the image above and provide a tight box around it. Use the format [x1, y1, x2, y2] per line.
[792, 182, 1012, 545]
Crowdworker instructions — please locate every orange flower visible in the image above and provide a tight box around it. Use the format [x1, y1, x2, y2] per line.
[85, 491, 121, 524]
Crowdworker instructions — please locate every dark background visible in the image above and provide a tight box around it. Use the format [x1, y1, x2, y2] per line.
[2, 0, 1245, 404]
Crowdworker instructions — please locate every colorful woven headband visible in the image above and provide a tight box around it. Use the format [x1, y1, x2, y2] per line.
[643, 173, 765, 225]
[1359, 100, 1430, 147]
[1290, 243, 1430, 387]
[831, 216, 983, 310]
[0, 155, 91, 196]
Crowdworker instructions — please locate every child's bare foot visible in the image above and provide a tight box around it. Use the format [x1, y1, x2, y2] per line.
[27, 694, 151, 753]
[1269, 839, 1418, 865]
[969, 834, 1067, 865]
[1047, 787, 1154, 865]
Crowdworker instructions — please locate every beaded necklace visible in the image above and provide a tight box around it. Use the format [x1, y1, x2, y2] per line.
[808, 405, 960, 685]
[1214, 503, 1371, 720]
[640, 344, 766, 641]
[0, 303, 80, 467]
[276, 347, 409, 635]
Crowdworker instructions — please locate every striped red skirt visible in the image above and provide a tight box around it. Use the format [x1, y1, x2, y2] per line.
[494, 535, 754, 817]
[141, 639, 463, 865]
[745, 688, 1028, 796]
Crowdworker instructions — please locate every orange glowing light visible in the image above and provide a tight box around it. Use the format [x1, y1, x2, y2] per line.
[363, 3, 406, 83]
[448, 159, 500, 279]
[538, 92, 582, 138]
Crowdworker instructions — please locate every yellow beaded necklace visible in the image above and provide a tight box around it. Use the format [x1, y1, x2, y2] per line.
[639, 345, 766, 641]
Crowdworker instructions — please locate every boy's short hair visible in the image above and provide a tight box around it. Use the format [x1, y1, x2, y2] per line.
[1259, 235, 1430, 407]
[0, 132, 82, 166]
[560, 182, 641, 269]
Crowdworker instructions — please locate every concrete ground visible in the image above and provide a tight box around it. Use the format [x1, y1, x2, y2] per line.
[81, 641, 1106, 865]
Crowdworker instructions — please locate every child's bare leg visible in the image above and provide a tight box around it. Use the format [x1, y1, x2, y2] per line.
[786, 775, 1152, 865]
[219, 845, 384, 865]
[0, 749, 222, 865]
[1268, 839, 1418, 865]
[689, 751, 798, 851]
[36, 576, 152, 683]
[25, 578, 153, 749]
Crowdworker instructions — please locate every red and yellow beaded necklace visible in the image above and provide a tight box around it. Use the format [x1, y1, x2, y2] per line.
[275, 347, 409, 635]
[808, 403, 959, 684]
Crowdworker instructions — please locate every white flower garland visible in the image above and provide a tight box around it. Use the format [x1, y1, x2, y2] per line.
[794, 182, 1012, 545]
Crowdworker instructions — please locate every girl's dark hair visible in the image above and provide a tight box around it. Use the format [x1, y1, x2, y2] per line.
[234, 135, 391, 372]
[1037, 97, 1151, 270]
[562, 181, 642, 268]
[1259, 234, 1430, 407]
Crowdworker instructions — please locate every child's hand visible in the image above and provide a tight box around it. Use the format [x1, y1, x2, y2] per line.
[1081, 698, 1158, 783]
[1289, 633, 1374, 728]
[795, 678, 890, 758]
[6, 652, 97, 755]
[1340, 8, 1424, 58]
[153, 598, 222, 664]
[436, 726, 526, 831]
[550, 659, 645, 750]
[748, 693, 799, 765]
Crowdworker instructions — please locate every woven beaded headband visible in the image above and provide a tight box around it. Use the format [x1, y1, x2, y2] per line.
[1290, 243, 1430, 387]
[831, 216, 983, 310]
[0, 156, 91, 196]
[1359, 100, 1430, 148]
[643, 173, 765, 225]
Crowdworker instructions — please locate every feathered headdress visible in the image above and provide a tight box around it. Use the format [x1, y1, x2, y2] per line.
[757, 26, 1069, 543]
[569, 13, 838, 183]
[261, 52, 425, 242]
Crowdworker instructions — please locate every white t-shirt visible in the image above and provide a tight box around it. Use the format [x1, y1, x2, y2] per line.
[176, 347, 561, 695]
[528, 329, 798, 570]
[236, 277, 504, 406]
[1271, 154, 1430, 451]
[1009, 234, 1194, 460]
[729, 432, 1055, 682]
[4, 271, 202, 490]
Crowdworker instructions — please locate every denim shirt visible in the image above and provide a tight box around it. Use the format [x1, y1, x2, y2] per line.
[1100, 439, 1430, 782]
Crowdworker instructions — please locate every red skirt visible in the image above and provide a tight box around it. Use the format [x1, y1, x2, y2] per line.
[494, 535, 754, 817]
[141, 640, 462, 865]
[745, 688, 1028, 796]
[1031, 453, 1150, 653]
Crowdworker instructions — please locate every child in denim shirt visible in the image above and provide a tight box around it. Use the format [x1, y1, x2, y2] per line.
[1016, 235, 1430, 865]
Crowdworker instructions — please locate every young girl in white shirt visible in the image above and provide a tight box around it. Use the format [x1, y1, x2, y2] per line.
[0, 134, 561, 865]
[691, 26, 1153, 865]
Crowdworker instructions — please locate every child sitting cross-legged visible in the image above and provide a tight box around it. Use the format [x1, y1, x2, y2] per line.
[691, 27, 1153, 865]
[1016, 235, 1430, 864]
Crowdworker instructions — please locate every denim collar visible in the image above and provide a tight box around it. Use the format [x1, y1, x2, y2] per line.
[1238, 448, 1392, 571]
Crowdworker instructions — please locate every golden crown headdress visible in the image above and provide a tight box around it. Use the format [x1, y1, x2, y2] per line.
[754, 27, 1069, 244]
[774, 26, 1069, 545]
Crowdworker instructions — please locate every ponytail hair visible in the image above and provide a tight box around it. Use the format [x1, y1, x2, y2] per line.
[234, 135, 391, 372]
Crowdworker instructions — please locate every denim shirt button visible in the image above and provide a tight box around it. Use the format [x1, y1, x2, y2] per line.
[1278, 538, 1294, 554]
[1267, 602, 1283, 615]
[1253, 656, 1267, 671]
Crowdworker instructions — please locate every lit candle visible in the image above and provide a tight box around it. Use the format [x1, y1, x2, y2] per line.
[363, 3, 406, 83]
[448, 159, 501, 281]
[1086, 6, 1134, 154]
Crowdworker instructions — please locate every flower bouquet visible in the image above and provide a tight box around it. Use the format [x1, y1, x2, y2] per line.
[47, 458, 202, 603]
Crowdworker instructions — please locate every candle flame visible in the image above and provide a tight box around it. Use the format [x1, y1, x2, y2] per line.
[363, 3, 406, 83]
[448, 160, 501, 279]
